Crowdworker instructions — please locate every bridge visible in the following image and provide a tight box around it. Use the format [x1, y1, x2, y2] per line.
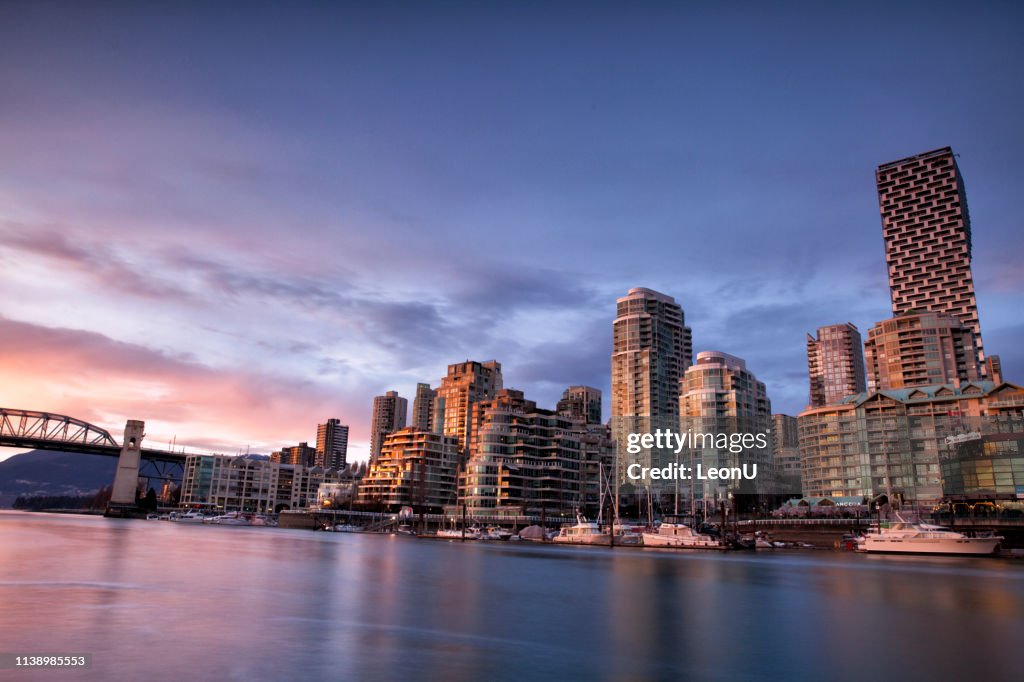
[0, 408, 188, 510]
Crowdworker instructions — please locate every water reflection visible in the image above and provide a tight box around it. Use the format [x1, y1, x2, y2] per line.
[1, 512, 1022, 681]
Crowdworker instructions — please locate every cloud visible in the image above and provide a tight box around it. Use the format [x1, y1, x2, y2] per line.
[1, 222, 192, 301]
[0, 316, 370, 454]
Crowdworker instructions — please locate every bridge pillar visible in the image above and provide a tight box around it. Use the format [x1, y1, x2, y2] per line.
[109, 420, 146, 508]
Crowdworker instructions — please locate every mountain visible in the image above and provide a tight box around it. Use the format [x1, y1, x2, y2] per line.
[0, 449, 116, 504]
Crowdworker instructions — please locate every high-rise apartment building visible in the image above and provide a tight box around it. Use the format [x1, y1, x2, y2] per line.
[315, 418, 349, 469]
[863, 312, 981, 391]
[876, 146, 985, 367]
[612, 288, 692, 484]
[806, 323, 867, 407]
[679, 351, 773, 502]
[556, 385, 603, 425]
[355, 427, 459, 512]
[433, 360, 503, 457]
[370, 391, 407, 461]
[681, 352, 772, 421]
[611, 287, 691, 419]
[412, 383, 436, 431]
[459, 389, 589, 517]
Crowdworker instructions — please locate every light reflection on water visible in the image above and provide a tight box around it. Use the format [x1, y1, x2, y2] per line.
[1, 511, 1022, 681]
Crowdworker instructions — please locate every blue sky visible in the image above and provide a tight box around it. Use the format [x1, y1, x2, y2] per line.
[1, 1, 1022, 460]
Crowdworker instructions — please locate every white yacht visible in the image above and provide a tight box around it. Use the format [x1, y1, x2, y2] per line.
[860, 517, 1002, 556]
[205, 512, 250, 526]
[642, 522, 720, 549]
[481, 526, 514, 541]
[174, 510, 208, 524]
[553, 513, 611, 545]
[437, 525, 481, 540]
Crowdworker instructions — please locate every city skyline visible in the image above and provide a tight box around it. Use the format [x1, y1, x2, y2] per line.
[2, 3, 1023, 461]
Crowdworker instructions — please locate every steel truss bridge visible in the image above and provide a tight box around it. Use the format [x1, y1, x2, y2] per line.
[0, 408, 186, 485]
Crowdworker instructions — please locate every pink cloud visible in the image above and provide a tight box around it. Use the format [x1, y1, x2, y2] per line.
[0, 317, 369, 455]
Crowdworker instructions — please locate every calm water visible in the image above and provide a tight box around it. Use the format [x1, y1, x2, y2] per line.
[1, 512, 1022, 682]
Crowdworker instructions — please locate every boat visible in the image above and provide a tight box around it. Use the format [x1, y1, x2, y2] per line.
[436, 525, 481, 539]
[332, 523, 361, 533]
[642, 522, 720, 549]
[481, 526, 514, 541]
[553, 513, 610, 545]
[859, 516, 1003, 556]
[613, 522, 645, 546]
[205, 512, 250, 526]
[174, 510, 208, 524]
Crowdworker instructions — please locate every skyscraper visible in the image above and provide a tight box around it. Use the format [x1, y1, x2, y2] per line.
[611, 288, 692, 420]
[876, 146, 985, 367]
[370, 391, 407, 461]
[433, 360, 503, 458]
[680, 351, 773, 503]
[863, 312, 981, 391]
[412, 382, 436, 431]
[556, 385, 603, 425]
[806, 323, 867, 407]
[680, 352, 772, 422]
[315, 418, 349, 469]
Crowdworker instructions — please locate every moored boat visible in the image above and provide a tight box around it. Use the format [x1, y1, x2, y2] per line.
[553, 513, 611, 545]
[860, 516, 1003, 556]
[642, 522, 720, 549]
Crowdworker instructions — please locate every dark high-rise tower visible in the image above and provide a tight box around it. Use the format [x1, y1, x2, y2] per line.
[370, 391, 407, 461]
[806, 323, 867, 407]
[876, 146, 985, 368]
[315, 418, 349, 469]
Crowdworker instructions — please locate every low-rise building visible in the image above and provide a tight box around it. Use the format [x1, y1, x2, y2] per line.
[180, 454, 343, 512]
[798, 381, 1024, 505]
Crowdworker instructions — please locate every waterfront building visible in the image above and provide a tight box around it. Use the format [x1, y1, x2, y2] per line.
[459, 389, 587, 517]
[355, 427, 459, 512]
[180, 454, 343, 512]
[940, 425, 1024, 501]
[433, 360, 503, 458]
[315, 418, 349, 469]
[876, 146, 985, 368]
[679, 351, 773, 504]
[556, 385, 603, 425]
[863, 312, 981, 391]
[772, 414, 802, 495]
[806, 323, 866, 407]
[412, 383, 436, 431]
[798, 381, 1024, 504]
[270, 442, 316, 467]
[370, 390, 408, 461]
[315, 467, 363, 509]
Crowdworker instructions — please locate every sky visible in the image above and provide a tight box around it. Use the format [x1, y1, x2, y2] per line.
[1, 1, 1022, 462]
